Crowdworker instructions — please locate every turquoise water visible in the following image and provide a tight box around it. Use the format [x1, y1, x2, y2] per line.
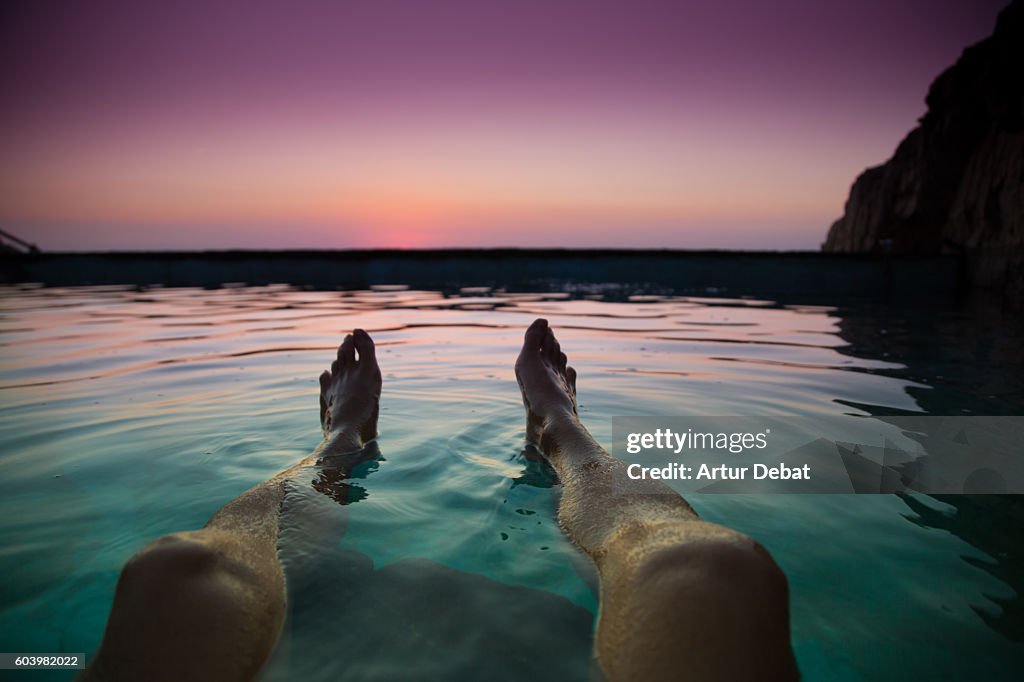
[0, 284, 1021, 680]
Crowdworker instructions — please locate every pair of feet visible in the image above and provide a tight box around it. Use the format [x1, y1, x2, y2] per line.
[319, 319, 577, 449]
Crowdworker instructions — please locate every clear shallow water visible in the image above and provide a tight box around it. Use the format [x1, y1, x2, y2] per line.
[0, 284, 1021, 680]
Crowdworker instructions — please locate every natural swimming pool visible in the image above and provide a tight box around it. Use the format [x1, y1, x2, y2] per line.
[0, 284, 1021, 680]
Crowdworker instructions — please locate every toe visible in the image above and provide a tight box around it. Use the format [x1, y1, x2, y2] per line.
[558, 352, 568, 372]
[566, 366, 577, 393]
[524, 318, 548, 349]
[353, 328, 376, 362]
[339, 334, 356, 365]
[542, 326, 560, 362]
[542, 327, 556, 355]
[319, 372, 330, 424]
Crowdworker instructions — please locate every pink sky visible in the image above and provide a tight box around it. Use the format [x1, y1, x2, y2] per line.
[0, 0, 1007, 251]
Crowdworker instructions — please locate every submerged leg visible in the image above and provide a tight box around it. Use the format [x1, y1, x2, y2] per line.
[515, 319, 797, 682]
[84, 330, 382, 682]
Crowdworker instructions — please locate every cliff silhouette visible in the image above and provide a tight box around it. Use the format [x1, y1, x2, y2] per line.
[823, 0, 1022, 292]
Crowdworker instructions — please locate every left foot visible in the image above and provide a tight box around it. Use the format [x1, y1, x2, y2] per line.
[515, 319, 578, 445]
[319, 329, 381, 449]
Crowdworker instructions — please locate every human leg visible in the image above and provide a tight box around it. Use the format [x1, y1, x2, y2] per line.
[83, 329, 381, 681]
[515, 319, 797, 681]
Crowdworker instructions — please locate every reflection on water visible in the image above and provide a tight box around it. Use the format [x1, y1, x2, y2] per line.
[0, 284, 1021, 680]
[307, 443, 382, 507]
[832, 300, 1024, 648]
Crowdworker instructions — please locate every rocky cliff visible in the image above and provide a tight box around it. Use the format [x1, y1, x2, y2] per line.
[823, 1, 1023, 258]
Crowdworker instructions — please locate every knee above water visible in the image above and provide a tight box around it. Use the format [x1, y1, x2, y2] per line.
[125, 533, 218, 576]
[636, 536, 790, 608]
[118, 532, 251, 599]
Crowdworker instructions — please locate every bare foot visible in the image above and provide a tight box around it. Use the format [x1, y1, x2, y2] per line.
[319, 329, 381, 449]
[515, 319, 578, 444]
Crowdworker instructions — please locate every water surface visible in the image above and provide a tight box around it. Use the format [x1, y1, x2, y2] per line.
[0, 285, 1021, 680]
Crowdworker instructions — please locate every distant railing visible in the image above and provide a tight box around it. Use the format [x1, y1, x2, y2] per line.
[0, 228, 40, 254]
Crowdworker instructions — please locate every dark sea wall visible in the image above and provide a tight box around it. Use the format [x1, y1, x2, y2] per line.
[0, 249, 961, 302]
[823, 1, 1023, 293]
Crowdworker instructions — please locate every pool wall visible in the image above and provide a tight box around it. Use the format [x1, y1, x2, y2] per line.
[0, 249, 967, 300]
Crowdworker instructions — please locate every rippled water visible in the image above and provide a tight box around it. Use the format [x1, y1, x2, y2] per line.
[0, 284, 1021, 680]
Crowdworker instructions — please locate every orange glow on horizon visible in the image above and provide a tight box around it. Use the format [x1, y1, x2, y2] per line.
[0, 106, 883, 251]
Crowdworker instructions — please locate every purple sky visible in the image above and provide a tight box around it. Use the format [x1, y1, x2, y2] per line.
[0, 0, 1007, 251]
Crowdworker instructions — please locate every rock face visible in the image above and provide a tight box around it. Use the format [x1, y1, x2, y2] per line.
[823, 0, 1023, 256]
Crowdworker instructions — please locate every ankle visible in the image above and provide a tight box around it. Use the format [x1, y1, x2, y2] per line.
[322, 426, 368, 455]
[537, 410, 587, 452]
[544, 406, 579, 429]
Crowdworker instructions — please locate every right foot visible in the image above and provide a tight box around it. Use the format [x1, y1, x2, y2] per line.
[319, 329, 382, 450]
[515, 319, 578, 444]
